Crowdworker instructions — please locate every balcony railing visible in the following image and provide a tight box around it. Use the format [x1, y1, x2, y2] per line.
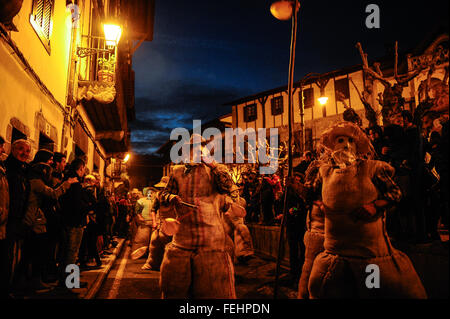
[78, 35, 117, 84]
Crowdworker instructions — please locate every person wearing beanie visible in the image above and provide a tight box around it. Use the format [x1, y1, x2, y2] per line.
[20, 150, 77, 293]
[31, 149, 53, 165]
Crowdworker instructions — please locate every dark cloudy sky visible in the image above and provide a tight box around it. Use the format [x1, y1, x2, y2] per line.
[130, 0, 449, 155]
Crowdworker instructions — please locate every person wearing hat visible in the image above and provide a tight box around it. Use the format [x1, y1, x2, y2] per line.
[141, 176, 175, 270]
[223, 184, 254, 264]
[307, 121, 426, 299]
[21, 149, 77, 292]
[130, 187, 156, 260]
[159, 134, 236, 298]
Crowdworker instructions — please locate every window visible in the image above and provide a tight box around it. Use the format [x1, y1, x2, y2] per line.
[38, 133, 54, 152]
[335, 78, 350, 100]
[301, 88, 315, 109]
[244, 104, 257, 122]
[30, 0, 54, 53]
[271, 96, 283, 116]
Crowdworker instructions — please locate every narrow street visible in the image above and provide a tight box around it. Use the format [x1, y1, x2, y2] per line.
[96, 241, 297, 299]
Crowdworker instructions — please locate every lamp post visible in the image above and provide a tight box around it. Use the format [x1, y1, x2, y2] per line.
[271, 0, 299, 299]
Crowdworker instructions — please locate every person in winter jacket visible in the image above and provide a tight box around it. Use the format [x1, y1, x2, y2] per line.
[22, 149, 76, 292]
[0, 136, 10, 298]
[58, 158, 89, 288]
[3, 139, 31, 294]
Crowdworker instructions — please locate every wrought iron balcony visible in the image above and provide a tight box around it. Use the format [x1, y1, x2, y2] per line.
[77, 35, 117, 84]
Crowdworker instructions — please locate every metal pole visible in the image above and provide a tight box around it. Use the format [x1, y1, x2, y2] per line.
[274, 0, 298, 299]
[300, 84, 305, 154]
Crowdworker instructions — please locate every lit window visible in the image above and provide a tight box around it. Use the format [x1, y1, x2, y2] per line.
[30, 0, 54, 54]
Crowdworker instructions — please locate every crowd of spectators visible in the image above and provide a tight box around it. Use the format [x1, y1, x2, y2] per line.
[237, 110, 448, 280]
[0, 107, 446, 298]
[0, 138, 128, 298]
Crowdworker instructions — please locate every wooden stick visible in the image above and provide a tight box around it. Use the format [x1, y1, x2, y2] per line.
[374, 62, 384, 78]
[394, 41, 399, 81]
[356, 42, 368, 68]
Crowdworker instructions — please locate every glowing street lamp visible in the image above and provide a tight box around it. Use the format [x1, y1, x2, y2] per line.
[318, 96, 329, 106]
[103, 23, 122, 47]
[76, 22, 122, 58]
[270, 0, 294, 20]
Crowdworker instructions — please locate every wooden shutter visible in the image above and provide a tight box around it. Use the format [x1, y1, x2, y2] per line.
[271, 96, 283, 116]
[303, 88, 315, 109]
[335, 78, 350, 100]
[244, 104, 257, 122]
[30, 0, 54, 53]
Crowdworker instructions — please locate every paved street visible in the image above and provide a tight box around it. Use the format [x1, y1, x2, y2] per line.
[96, 241, 297, 299]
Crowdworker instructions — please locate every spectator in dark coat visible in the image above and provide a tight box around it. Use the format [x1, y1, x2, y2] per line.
[294, 151, 313, 175]
[43, 151, 67, 283]
[78, 175, 101, 268]
[58, 158, 90, 288]
[22, 150, 76, 292]
[4, 139, 31, 293]
[0, 136, 10, 298]
[284, 172, 307, 282]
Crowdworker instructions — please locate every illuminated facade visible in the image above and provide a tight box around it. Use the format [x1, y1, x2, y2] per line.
[1, 0, 154, 188]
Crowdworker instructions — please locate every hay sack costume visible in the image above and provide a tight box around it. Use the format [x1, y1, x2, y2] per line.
[223, 185, 254, 262]
[159, 161, 236, 299]
[296, 160, 325, 299]
[143, 176, 176, 271]
[308, 122, 426, 299]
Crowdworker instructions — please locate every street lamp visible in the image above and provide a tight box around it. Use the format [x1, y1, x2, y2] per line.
[271, 0, 300, 299]
[76, 22, 122, 57]
[318, 96, 328, 105]
[270, 0, 298, 20]
[103, 23, 122, 47]
[123, 153, 130, 163]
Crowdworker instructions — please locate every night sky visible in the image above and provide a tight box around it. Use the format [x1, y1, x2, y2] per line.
[130, 0, 449, 155]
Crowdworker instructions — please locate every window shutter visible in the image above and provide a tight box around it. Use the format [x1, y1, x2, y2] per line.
[303, 88, 315, 109]
[335, 78, 350, 100]
[42, 0, 52, 39]
[244, 104, 257, 122]
[271, 96, 283, 116]
[30, 0, 54, 53]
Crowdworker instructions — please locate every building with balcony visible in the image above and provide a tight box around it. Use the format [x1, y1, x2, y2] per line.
[1, 0, 154, 191]
[224, 31, 448, 164]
